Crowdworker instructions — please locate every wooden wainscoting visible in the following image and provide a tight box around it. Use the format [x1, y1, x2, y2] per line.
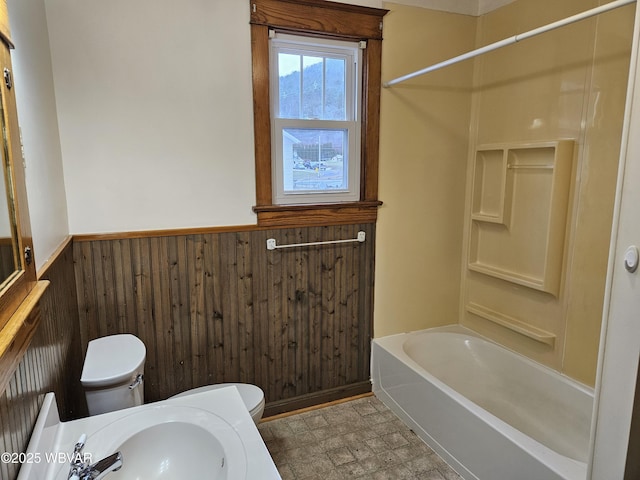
[0, 239, 82, 480]
[73, 224, 375, 415]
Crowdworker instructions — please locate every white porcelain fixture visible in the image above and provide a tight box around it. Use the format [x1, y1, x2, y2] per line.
[83, 334, 266, 425]
[17, 386, 281, 480]
[371, 325, 594, 480]
[81, 334, 146, 416]
[172, 383, 265, 425]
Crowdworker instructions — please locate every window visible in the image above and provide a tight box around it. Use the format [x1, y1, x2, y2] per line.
[250, 0, 388, 227]
[270, 34, 361, 205]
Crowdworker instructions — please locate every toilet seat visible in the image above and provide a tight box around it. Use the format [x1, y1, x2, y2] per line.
[172, 383, 265, 418]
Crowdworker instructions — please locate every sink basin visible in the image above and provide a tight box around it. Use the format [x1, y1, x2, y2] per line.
[52, 405, 248, 480]
[110, 422, 231, 479]
[19, 387, 280, 480]
[108, 420, 235, 479]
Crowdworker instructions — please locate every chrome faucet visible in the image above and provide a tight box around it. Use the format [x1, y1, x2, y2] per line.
[67, 435, 123, 480]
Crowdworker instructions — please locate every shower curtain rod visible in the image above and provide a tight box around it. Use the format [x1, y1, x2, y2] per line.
[383, 0, 637, 87]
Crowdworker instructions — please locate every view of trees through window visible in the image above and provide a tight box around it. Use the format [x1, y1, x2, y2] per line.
[278, 55, 346, 120]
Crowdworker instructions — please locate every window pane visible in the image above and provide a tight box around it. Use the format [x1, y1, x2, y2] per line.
[278, 53, 300, 118]
[325, 58, 345, 120]
[278, 53, 347, 121]
[302, 56, 323, 119]
[282, 128, 347, 192]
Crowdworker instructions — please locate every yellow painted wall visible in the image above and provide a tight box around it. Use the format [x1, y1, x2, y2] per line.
[461, 0, 634, 384]
[561, 1, 634, 385]
[374, 3, 476, 338]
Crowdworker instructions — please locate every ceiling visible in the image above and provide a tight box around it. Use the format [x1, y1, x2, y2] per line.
[393, 0, 517, 15]
[342, 0, 517, 16]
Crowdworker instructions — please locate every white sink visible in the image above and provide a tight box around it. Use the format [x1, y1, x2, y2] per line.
[105, 415, 236, 479]
[18, 386, 280, 480]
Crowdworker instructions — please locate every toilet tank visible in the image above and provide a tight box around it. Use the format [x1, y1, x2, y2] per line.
[81, 334, 146, 416]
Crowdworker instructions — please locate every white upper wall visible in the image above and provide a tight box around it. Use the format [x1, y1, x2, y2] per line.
[14, 0, 513, 238]
[8, 0, 69, 271]
[44, 0, 258, 234]
[43, 0, 393, 235]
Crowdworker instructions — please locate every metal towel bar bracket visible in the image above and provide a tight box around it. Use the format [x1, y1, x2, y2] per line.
[267, 231, 366, 250]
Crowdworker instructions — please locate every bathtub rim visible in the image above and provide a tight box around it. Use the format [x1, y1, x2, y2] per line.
[371, 324, 593, 480]
[380, 324, 594, 396]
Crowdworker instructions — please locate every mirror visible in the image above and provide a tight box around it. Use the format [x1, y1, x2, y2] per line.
[0, 78, 21, 291]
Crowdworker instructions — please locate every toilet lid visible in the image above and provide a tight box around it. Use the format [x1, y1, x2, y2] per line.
[173, 383, 264, 412]
[81, 334, 146, 388]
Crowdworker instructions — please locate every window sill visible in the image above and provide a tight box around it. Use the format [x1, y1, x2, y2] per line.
[253, 200, 382, 227]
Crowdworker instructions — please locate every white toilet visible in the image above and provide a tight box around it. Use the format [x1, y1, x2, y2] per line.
[81, 334, 266, 424]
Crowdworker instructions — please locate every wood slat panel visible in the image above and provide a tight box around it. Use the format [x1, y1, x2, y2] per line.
[239, 233, 254, 384]
[0, 241, 82, 480]
[171, 235, 189, 393]
[73, 224, 375, 409]
[207, 234, 223, 386]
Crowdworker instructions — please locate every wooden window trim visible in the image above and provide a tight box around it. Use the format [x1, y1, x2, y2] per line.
[249, 0, 387, 227]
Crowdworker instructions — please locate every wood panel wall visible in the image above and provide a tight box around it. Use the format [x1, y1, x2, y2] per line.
[73, 224, 376, 415]
[0, 241, 82, 480]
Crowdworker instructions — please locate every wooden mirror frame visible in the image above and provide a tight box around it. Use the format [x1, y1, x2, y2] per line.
[0, 0, 48, 394]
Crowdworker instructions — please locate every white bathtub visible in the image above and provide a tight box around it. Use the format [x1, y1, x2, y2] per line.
[371, 325, 593, 480]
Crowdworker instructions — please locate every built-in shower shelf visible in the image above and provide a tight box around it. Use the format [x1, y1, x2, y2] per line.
[468, 140, 574, 296]
[471, 148, 509, 223]
[466, 302, 556, 347]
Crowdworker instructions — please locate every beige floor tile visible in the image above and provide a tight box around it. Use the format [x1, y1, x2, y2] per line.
[258, 395, 462, 480]
[326, 447, 357, 466]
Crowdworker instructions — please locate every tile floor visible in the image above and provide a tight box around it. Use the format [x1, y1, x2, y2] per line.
[257, 394, 463, 480]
